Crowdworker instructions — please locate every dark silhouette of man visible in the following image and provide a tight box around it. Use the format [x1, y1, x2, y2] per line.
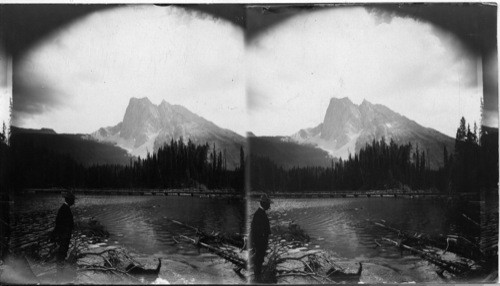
[250, 194, 271, 283]
[50, 192, 75, 278]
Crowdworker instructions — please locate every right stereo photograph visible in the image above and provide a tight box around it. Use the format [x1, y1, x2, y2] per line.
[246, 3, 498, 284]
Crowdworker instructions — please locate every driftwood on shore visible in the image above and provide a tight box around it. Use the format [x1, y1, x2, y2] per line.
[374, 220, 488, 279]
[381, 237, 471, 275]
[178, 234, 246, 269]
[2, 216, 151, 284]
[256, 238, 364, 284]
[247, 220, 365, 284]
[375, 221, 483, 260]
[167, 218, 247, 279]
[171, 218, 343, 283]
[7, 216, 111, 264]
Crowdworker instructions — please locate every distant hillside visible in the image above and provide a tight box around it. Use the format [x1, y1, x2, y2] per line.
[11, 127, 132, 166]
[249, 136, 334, 168]
[12, 127, 57, 135]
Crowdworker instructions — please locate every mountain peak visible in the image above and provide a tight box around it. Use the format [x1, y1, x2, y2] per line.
[321, 97, 361, 142]
[129, 97, 153, 106]
[330, 97, 353, 104]
[121, 97, 160, 144]
[159, 99, 171, 108]
[361, 99, 372, 106]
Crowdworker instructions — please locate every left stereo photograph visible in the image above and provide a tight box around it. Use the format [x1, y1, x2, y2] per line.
[0, 4, 248, 284]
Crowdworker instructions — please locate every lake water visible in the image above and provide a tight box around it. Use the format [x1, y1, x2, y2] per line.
[265, 197, 479, 258]
[10, 193, 246, 283]
[12, 194, 245, 256]
[251, 196, 490, 282]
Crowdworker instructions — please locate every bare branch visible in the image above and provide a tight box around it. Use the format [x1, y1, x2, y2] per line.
[78, 249, 117, 258]
[78, 266, 141, 282]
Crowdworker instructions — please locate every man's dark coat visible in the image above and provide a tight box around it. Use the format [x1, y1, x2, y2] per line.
[251, 207, 270, 252]
[250, 207, 270, 281]
[53, 203, 74, 261]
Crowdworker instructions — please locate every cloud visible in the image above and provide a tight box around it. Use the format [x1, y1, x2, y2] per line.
[483, 51, 499, 126]
[247, 7, 482, 137]
[12, 70, 69, 125]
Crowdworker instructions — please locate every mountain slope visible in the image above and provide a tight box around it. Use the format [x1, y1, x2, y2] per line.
[11, 127, 132, 166]
[92, 97, 246, 169]
[291, 97, 454, 169]
[249, 135, 334, 168]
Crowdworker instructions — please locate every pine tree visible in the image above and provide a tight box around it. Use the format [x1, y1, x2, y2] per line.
[443, 145, 448, 169]
[239, 146, 245, 169]
[0, 122, 6, 144]
[456, 117, 467, 143]
[473, 122, 479, 144]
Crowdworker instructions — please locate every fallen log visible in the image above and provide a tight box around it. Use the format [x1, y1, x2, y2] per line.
[168, 218, 244, 248]
[462, 213, 480, 227]
[179, 234, 246, 269]
[374, 222, 441, 245]
[170, 219, 197, 232]
[382, 237, 470, 275]
[375, 221, 482, 260]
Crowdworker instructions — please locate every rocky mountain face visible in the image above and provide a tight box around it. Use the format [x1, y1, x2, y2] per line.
[92, 97, 246, 169]
[291, 97, 454, 169]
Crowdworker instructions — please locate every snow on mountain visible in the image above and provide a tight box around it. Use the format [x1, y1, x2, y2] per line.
[291, 97, 454, 169]
[91, 97, 246, 169]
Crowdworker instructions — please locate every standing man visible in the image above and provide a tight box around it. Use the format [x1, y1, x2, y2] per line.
[250, 194, 272, 283]
[50, 192, 75, 278]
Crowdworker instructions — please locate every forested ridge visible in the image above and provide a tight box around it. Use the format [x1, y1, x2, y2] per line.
[2, 134, 245, 192]
[250, 117, 498, 194]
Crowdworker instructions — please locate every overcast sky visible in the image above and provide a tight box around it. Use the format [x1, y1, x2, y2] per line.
[0, 47, 11, 134]
[10, 5, 495, 138]
[13, 5, 246, 135]
[247, 7, 484, 137]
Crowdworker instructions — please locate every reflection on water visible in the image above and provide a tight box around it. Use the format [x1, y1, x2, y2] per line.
[13, 194, 245, 256]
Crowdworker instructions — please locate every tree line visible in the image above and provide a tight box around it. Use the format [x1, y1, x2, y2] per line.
[0, 117, 497, 194]
[250, 117, 498, 194]
[453, 117, 498, 193]
[250, 138, 441, 192]
[0, 122, 9, 193]
[5, 135, 245, 192]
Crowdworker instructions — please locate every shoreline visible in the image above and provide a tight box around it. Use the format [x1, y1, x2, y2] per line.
[250, 190, 479, 200]
[13, 188, 245, 198]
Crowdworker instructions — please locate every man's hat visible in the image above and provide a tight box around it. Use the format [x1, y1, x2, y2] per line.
[260, 193, 273, 204]
[63, 191, 76, 200]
